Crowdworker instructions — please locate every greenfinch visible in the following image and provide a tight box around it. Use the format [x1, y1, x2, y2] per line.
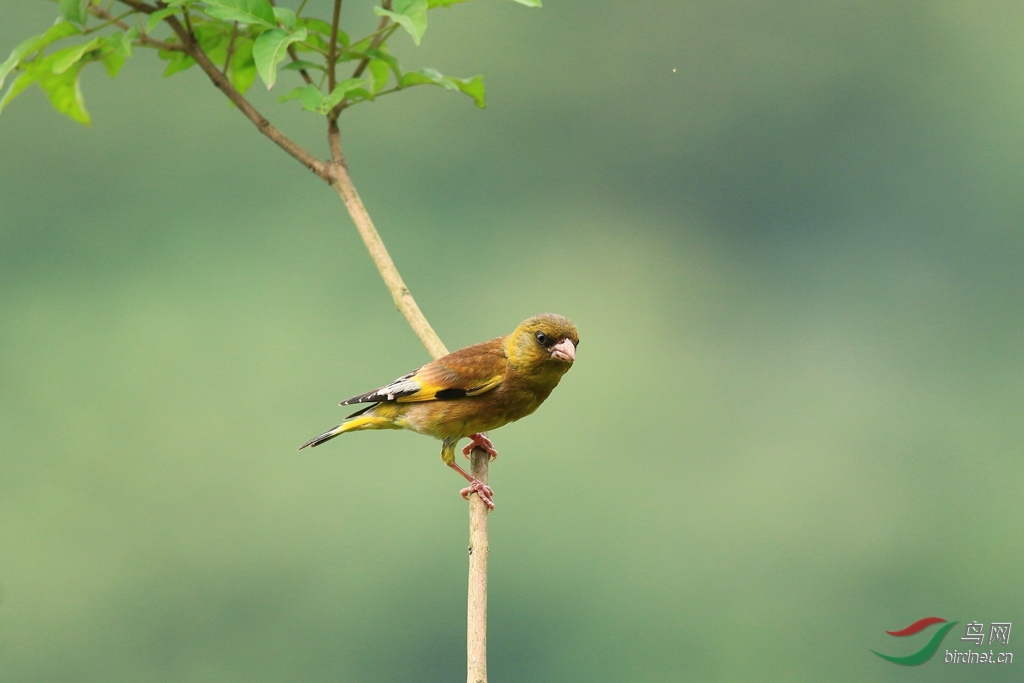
[300, 314, 579, 509]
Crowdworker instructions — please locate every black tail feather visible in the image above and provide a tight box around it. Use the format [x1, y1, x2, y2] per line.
[298, 425, 342, 450]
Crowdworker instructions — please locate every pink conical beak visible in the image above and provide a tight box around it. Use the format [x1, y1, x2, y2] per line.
[550, 338, 576, 362]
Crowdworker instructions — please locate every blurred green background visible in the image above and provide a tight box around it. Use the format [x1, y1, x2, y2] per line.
[2, 1, 1023, 681]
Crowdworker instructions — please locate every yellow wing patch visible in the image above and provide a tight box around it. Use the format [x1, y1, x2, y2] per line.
[395, 374, 503, 402]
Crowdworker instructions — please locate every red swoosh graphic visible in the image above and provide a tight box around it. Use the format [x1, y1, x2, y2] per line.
[886, 617, 947, 636]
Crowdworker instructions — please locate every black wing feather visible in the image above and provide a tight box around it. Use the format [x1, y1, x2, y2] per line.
[340, 369, 421, 405]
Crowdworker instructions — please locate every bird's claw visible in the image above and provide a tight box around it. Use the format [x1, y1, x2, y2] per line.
[460, 480, 495, 511]
[462, 433, 498, 461]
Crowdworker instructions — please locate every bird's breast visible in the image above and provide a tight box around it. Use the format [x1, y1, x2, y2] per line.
[399, 381, 551, 440]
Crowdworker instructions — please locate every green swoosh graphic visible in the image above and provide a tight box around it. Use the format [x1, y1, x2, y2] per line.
[872, 621, 959, 666]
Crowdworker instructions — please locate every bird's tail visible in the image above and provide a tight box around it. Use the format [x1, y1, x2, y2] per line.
[298, 414, 397, 450]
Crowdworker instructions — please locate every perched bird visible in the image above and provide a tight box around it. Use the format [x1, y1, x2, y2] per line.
[300, 314, 579, 509]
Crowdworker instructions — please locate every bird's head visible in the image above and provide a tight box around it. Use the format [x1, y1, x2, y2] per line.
[506, 314, 579, 372]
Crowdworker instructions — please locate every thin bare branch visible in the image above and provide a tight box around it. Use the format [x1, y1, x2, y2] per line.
[467, 449, 490, 683]
[88, 3, 182, 51]
[222, 21, 238, 75]
[287, 45, 315, 85]
[328, 56, 489, 683]
[83, 8, 137, 34]
[327, 118, 343, 164]
[327, 0, 342, 93]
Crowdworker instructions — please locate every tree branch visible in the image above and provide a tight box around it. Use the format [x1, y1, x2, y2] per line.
[116, 0, 329, 180]
[88, 3, 182, 51]
[83, 7, 137, 34]
[467, 449, 490, 683]
[329, 145, 493, 683]
[327, 0, 342, 93]
[328, 160, 491, 683]
[181, 6, 194, 37]
[111, 4, 490, 680]
[287, 44, 315, 85]
[222, 21, 238, 75]
[327, 118, 343, 164]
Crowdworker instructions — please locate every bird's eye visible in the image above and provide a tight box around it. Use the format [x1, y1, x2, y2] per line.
[535, 331, 550, 346]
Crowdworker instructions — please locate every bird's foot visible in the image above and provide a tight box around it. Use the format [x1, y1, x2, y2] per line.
[460, 479, 495, 511]
[462, 433, 498, 461]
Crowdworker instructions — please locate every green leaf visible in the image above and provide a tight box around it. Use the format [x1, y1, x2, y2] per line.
[278, 79, 370, 114]
[201, 0, 276, 27]
[147, 9, 180, 33]
[228, 36, 257, 95]
[0, 22, 82, 92]
[101, 51, 125, 77]
[50, 37, 102, 75]
[59, 0, 91, 25]
[230, 62, 257, 95]
[37, 20, 84, 49]
[0, 40, 38, 93]
[300, 86, 326, 111]
[368, 59, 390, 93]
[400, 67, 447, 88]
[35, 59, 91, 125]
[346, 36, 372, 55]
[160, 49, 196, 76]
[374, 0, 428, 46]
[0, 70, 39, 115]
[294, 32, 330, 53]
[343, 87, 374, 103]
[511, 0, 542, 6]
[273, 7, 296, 30]
[401, 68, 485, 107]
[453, 74, 485, 107]
[278, 83, 324, 111]
[111, 28, 138, 58]
[363, 46, 401, 81]
[282, 60, 322, 72]
[277, 85, 305, 101]
[252, 27, 307, 89]
[107, 31, 130, 58]
[297, 18, 334, 36]
[319, 77, 369, 113]
[193, 22, 231, 64]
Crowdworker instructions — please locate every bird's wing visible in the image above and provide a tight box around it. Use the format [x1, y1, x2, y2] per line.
[341, 337, 507, 406]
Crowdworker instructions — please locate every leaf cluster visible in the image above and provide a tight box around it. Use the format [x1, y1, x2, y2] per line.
[2, 0, 540, 125]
